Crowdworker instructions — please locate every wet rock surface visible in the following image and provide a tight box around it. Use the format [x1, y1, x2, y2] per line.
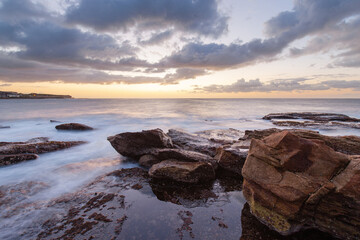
[55, 123, 94, 131]
[0, 138, 86, 166]
[149, 160, 216, 183]
[108, 128, 173, 159]
[242, 130, 359, 239]
[167, 129, 221, 157]
[0, 154, 38, 166]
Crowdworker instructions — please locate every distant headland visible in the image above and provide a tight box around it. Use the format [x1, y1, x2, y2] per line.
[0, 91, 72, 99]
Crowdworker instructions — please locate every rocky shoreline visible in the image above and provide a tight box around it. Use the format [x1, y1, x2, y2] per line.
[1, 112, 360, 239]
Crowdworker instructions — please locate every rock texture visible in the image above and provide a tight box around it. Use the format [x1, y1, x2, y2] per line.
[263, 112, 360, 129]
[167, 129, 220, 157]
[214, 147, 247, 176]
[263, 112, 360, 122]
[149, 160, 215, 183]
[55, 123, 93, 131]
[241, 128, 360, 155]
[242, 130, 360, 240]
[108, 129, 173, 159]
[0, 138, 85, 166]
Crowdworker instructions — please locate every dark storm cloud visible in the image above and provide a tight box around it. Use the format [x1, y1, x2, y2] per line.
[66, 0, 228, 37]
[194, 78, 360, 93]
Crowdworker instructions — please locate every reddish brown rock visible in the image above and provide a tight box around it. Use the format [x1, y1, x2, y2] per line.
[149, 160, 215, 183]
[242, 130, 360, 240]
[214, 147, 247, 175]
[55, 123, 93, 131]
[139, 154, 161, 168]
[241, 128, 360, 155]
[107, 129, 173, 159]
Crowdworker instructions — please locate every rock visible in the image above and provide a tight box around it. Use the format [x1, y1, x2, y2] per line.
[263, 112, 360, 122]
[0, 154, 38, 166]
[0, 125, 10, 129]
[149, 160, 215, 183]
[272, 120, 360, 129]
[214, 147, 247, 176]
[167, 129, 220, 156]
[309, 155, 360, 240]
[108, 129, 173, 159]
[195, 128, 244, 144]
[242, 130, 360, 240]
[55, 123, 93, 131]
[0, 139, 86, 155]
[50, 120, 61, 123]
[139, 155, 161, 168]
[0, 138, 86, 166]
[241, 128, 360, 155]
[148, 148, 217, 168]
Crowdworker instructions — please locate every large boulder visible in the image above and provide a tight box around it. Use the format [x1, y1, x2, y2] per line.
[107, 129, 173, 159]
[55, 123, 93, 131]
[149, 160, 215, 183]
[242, 131, 360, 240]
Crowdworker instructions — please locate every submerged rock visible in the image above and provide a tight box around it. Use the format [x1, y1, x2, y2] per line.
[242, 130, 360, 240]
[263, 112, 360, 122]
[108, 129, 173, 159]
[149, 160, 215, 183]
[0, 125, 10, 129]
[55, 123, 93, 131]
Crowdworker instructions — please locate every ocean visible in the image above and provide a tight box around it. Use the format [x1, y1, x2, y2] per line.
[1, 98, 360, 239]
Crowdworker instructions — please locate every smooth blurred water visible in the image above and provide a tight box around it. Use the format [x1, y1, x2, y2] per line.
[1, 98, 360, 189]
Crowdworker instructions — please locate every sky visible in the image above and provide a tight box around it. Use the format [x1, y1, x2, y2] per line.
[0, 0, 360, 98]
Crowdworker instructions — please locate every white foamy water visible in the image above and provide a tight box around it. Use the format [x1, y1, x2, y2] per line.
[0, 98, 359, 239]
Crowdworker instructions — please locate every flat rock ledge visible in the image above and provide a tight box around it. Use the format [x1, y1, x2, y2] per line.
[242, 130, 360, 240]
[0, 137, 86, 166]
[263, 112, 360, 129]
[55, 123, 93, 131]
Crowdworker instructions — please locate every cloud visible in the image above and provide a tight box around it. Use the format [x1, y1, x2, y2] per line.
[194, 78, 360, 93]
[66, 0, 228, 37]
[160, 0, 360, 70]
[138, 30, 174, 45]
